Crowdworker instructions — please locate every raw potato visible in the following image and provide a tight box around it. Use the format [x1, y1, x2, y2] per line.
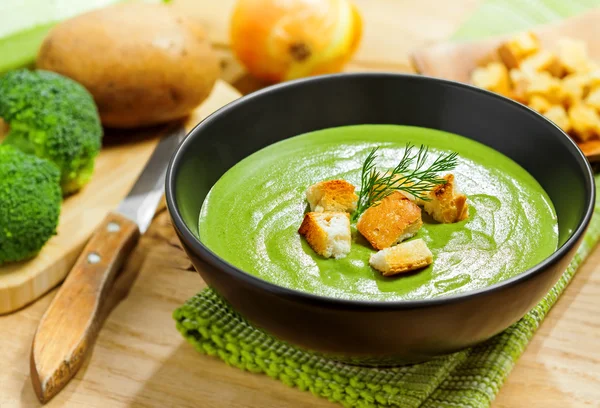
[36, 3, 220, 128]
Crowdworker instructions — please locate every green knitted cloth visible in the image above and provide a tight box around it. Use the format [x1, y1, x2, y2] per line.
[175, 3, 600, 406]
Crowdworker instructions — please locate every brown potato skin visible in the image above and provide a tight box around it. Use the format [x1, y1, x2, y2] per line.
[37, 3, 220, 128]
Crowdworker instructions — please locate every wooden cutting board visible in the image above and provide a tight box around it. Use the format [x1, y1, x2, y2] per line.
[0, 80, 241, 315]
[411, 8, 600, 161]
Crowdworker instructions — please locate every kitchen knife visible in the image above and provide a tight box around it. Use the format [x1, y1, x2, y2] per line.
[30, 125, 186, 403]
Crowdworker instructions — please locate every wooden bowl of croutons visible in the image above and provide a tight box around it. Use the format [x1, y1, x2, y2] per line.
[166, 73, 594, 364]
[412, 9, 600, 161]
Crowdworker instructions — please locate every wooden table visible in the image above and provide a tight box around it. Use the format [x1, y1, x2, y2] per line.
[2, 1, 600, 407]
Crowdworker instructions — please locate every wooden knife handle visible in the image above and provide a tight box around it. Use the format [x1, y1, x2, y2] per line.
[30, 212, 140, 403]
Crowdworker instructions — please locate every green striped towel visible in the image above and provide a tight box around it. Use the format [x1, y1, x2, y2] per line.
[174, 3, 600, 406]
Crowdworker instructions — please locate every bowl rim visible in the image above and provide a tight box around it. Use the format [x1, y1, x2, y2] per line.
[165, 72, 596, 310]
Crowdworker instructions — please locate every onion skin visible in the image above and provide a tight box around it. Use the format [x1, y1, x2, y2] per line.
[230, 0, 363, 83]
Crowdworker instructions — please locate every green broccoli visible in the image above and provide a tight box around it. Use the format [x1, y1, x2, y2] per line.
[0, 145, 62, 264]
[0, 69, 102, 195]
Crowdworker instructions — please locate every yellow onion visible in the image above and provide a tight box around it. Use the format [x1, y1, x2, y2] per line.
[230, 0, 363, 83]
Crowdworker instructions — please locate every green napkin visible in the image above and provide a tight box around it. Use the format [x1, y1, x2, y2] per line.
[452, 0, 600, 41]
[175, 3, 600, 407]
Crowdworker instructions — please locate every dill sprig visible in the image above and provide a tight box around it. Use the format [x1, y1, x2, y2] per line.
[353, 144, 458, 220]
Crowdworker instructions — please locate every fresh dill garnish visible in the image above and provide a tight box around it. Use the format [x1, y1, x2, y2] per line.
[353, 144, 458, 220]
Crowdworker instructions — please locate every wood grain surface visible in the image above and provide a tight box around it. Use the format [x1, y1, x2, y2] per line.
[411, 9, 600, 161]
[0, 80, 240, 315]
[1, 1, 599, 407]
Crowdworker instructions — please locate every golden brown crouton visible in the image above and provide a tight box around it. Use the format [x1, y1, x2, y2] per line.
[306, 179, 358, 213]
[509, 69, 531, 102]
[476, 52, 501, 68]
[298, 212, 351, 259]
[357, 192, 422, 250]
[568, 103, 600, 141]
[369, 239, 433, 276]
[544, 105, 572, 133]
[563, 72, 591, 92]
[498, 32, 540, 69]
[558, 38, 593, 74]
[520, 50, 564, 77]
[471, 62, 511, 96]
[585, 87, 600, 111]
[525, 71, 564, 103]
[472, 34, 600, 121]
[528, 95, 552, 113]
[422, 174, 469, 224]
[588, 70, 600, 88]
[560, 73, 588, 107]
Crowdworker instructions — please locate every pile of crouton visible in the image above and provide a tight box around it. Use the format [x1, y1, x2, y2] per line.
[471, 32, 600, 141]
[298, 176, 468, 276]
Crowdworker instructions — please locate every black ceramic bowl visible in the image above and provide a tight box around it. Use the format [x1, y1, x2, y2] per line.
[166, 73, 595, 364]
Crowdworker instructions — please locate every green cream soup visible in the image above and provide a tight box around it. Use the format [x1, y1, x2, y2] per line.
[199, 125, 558, 301]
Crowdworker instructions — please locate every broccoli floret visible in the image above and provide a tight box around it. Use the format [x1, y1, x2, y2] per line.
[0, 69, 102, 195]
[0, 145, 62, 264]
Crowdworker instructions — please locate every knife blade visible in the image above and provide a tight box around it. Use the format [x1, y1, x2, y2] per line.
[30, 125, 186, 403]
[116, 126, 186, 232]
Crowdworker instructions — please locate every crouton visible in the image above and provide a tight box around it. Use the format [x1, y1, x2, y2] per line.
[528, 95, 552, 113]
[369, 239, 433, 276]
[357, 192, 422, 250]
[588, 70, 600, 88]
[476, 52, 501, 68]
[298, 212, 351, 259]
[472, 34, 600, 122]
[520, 50, 564, 77]
[585, 87, 600, 111]
[563, 72, 591, 91]
[560, 73, 588, 107]
[558, 38, 592, 74]
[525, 71, 564, 103]
[306, 179, 358, 213]
[568, 103, 600, 141]
[422, 174, 469, 224]
[471, 62, 511, 96]
[509, 69, 530, 102]
[544, 105, 571, 133]
[497, 32, 540, 69]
